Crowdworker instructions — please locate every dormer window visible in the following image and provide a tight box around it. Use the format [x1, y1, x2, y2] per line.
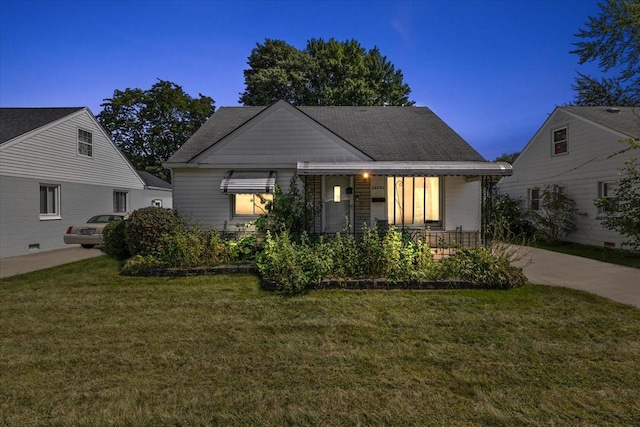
[552, 127, 567, 155]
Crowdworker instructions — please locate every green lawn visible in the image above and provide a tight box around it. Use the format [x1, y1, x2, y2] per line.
[1, 256, 639, 426]
[531, 241, 640, 269]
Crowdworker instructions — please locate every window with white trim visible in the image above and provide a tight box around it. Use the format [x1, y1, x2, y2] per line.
[528, 188, 540, 211]
[387, 176, 441, 226]
[598, 181, 617, 213]
[552, 127, 567, 155]
[39, 184, 60, 219]
[78, 129, 93, 157]
[233, 193, 273, 216]
[113, 191, 128, 212]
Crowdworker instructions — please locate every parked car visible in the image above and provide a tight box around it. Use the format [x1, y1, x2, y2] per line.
[64, 213, 128, 248]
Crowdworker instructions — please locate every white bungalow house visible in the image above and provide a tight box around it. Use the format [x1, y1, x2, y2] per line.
[0, 107, 172, 258]
[164, 100, 511, 245]
[498, 106, 640, 249]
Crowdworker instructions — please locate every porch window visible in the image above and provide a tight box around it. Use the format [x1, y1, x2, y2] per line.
[387, 177, 440, 226]
[233, 193, 273, 216]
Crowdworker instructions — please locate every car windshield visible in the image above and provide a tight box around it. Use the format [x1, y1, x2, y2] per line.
[87, 215, 124, 223]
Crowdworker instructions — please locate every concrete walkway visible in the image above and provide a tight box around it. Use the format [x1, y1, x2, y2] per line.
[512, 245, 640, 309]
[0, 246, 103, 279]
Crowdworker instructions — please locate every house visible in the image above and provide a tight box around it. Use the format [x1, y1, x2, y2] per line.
[165, 100, 511, 244]
[498, 106, 640, 249]
[0, 107, 172, 258]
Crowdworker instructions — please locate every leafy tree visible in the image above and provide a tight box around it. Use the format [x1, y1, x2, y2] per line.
[595, 139, 640, 252]
[494, 152, 520, 164]
[240, 38, 414, 106]
[97, 79, 215, 182]
[527, 185, 582, 245]
[570, 0, 640, 106]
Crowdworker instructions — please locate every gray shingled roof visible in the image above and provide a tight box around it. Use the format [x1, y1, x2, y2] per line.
[561, 106, 640, 139]
[0, 107, 85, 144]
[136, 170, 172, 189]
[168, 103, 485, 163]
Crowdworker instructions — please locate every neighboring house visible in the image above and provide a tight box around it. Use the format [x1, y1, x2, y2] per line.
[0, 107, 172, 258]
[165, 100, 511, 241]
[499, 106, 640, 249]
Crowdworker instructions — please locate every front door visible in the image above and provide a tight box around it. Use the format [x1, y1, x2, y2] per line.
[323, 176, 351, 233]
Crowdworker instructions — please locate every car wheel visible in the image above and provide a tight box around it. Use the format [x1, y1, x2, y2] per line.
[81, 244, 95, 249]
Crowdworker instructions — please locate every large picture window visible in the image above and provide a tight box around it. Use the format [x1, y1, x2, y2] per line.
[234, 193, 273, 216]
[387, 177, 440, 226]
[40, 184, 60, 219]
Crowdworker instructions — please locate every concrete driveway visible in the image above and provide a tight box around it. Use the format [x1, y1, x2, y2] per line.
[0, 246, 103, 279]
[512, 245, 640, 309]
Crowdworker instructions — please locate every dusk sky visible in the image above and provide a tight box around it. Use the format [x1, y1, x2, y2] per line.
[0, 0, 603, 160]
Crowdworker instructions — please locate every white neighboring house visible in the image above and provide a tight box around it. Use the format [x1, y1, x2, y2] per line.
[499, 106, 640, 249]
[164, 100, 511, 240]
[0, 107, 172, 259]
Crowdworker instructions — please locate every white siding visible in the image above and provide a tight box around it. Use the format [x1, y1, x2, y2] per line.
[444, 177, 481, 231]
[499, 108, 633, 248]
[0, 109, 173, 258]
[0, 109, 144, 189]
[0, 176, 132, 258]
[194, 103, 370, 166]
[172, 168, 295, 230]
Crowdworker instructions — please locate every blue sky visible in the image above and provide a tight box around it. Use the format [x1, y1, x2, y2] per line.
[0, 0, 603, 160]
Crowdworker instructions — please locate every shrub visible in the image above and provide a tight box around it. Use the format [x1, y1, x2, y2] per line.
[257, 231, 333, 294]
[120, 254, 161, 276]
[528, 185, 581, 245]
[326, 232, 359, 280]
[254, 174, 320, 239]
[125, 207, 184, 256]
[102, 219, 130, 260]
[437, 245, 527, 289]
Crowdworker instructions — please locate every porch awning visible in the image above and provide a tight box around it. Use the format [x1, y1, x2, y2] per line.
[296, 161, 512, 177]
[220, 170, 276, 194]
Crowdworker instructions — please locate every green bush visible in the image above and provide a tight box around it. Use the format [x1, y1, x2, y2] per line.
[257, 231, 333, 294]
[102, 220, 130, 260]
[125, 207, 184, 257]
[120, 254, 161, 276]
[437, 246, 527, 289]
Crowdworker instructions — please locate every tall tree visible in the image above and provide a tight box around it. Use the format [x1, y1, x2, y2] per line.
[97, 80, 215, 182]
[570, 0, 640, 106]
[239, 38, 414, 106]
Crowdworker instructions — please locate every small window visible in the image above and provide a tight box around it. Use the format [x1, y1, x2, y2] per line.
[78, 129, 93, 157]
[152, 199, 162, 207]
[599, 181, 617, 213]
[333, 185, 341, 203]
[552, 127, 567, 155]
[40, 184, 60, 219]
[528, 188, 540, 211]
[113, 191, 128, 212]
[234, 194, 273, 216]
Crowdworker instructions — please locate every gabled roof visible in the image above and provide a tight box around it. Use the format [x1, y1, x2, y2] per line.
[560, 106, 640, 139]
[137, 170, 171, 189]
[168, 100, 485, 163]
[0, 107, 85, 144]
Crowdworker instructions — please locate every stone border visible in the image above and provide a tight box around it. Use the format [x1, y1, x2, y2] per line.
[261, 277, 476, 291]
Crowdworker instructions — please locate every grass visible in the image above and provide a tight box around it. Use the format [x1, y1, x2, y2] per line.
[1, 256, 639, 426]
[531, 241, 640, 269]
